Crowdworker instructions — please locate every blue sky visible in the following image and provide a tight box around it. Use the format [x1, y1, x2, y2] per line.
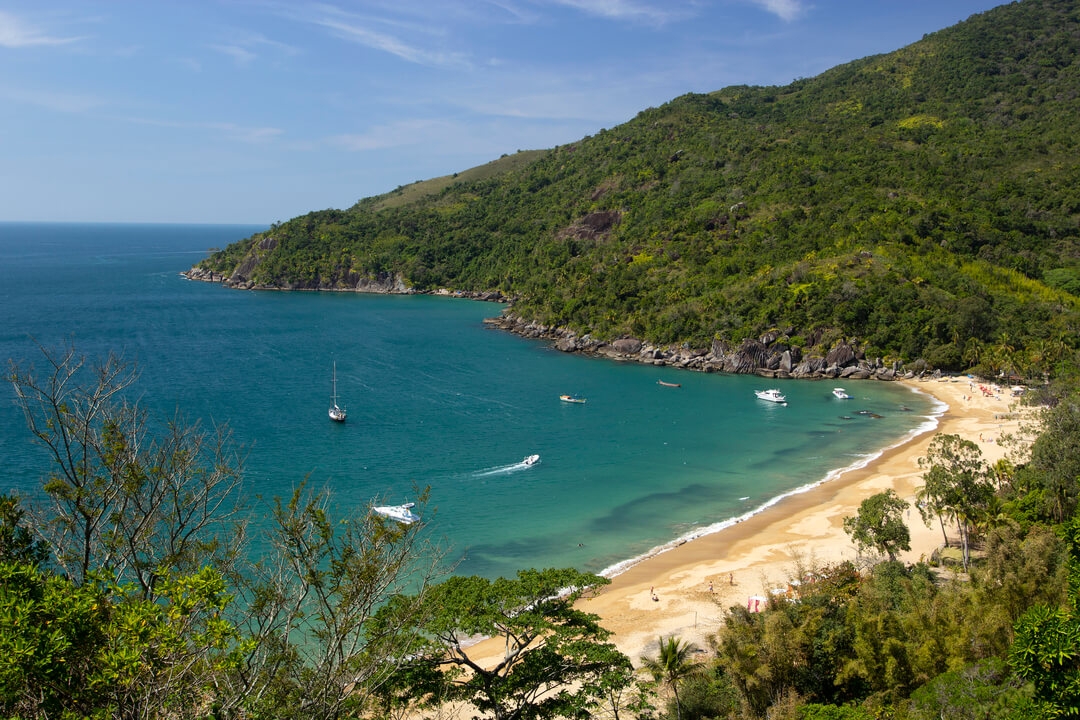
[1, 1, 1005, 224]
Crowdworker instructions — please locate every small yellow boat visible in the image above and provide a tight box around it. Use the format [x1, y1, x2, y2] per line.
[559, 394, 586, 404]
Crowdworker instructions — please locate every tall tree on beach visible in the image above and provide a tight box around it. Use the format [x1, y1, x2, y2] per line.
[843, 490, 910, 562]
[918, 434, 992, 569]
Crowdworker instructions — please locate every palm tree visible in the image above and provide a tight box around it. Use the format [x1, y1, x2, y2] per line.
[992, 332, 1016, 378]
[962, 336, 984, 369]
[640, 635, 701, 720]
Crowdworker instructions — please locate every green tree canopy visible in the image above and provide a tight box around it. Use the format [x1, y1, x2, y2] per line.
[372, 567, 635, 720]
[844, 490, 911, 562]
[918, 434, 993, 569]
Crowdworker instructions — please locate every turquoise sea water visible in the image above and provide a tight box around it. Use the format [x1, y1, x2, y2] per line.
[0, 222, 939, 579]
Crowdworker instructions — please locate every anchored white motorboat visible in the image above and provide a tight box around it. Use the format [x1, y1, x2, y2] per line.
[372, 502, 420, 525]
[754, 388, 787, 404]
[523, 454, 540, 466]
[832, 387, 852, 399]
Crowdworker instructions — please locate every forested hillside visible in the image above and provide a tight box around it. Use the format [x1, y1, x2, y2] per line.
[195, 0, 1080, 370]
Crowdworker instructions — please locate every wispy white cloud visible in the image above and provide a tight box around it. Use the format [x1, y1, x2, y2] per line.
[0, 86, 103, 113]
[480, 0, 541, 24]
[283, 4, 469, 68]
[747, 0, 806, 22]
[122, 116, 284, 144]
[203, 122, 284, 143]
[0, 10, 85, 48]
[547, 0, 684, 23]
[212, 44, 257, 66]
[210, 29, 299, 67]
[329, 119, 450, 151]
[176, 57, 203, 72]
[239, 30, 301, 56]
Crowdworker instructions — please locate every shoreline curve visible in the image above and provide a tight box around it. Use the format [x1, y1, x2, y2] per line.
[460, 376, 1029, 668]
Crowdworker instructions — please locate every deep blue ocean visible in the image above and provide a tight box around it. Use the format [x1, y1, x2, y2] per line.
[0, 222, 938, 578]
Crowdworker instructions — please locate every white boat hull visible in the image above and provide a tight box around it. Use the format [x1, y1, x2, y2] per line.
[373, 503, 419, 525]
[754, 389, 787, 404]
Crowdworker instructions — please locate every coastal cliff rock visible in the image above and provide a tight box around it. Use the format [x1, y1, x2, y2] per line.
[483, 311, 925, 382]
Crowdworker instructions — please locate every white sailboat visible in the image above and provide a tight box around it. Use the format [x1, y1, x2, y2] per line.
[329, 361, 346, 422]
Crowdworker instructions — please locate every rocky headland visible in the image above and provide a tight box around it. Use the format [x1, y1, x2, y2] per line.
[184, 266, 928, 381]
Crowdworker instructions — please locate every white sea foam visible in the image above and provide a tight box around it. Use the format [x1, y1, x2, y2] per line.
[598, 384, 946, 580]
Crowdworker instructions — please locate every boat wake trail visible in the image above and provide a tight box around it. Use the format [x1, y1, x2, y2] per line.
[474, 461, 533, 477]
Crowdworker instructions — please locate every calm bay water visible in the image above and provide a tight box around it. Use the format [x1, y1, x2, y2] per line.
[0, 222, 938, 578]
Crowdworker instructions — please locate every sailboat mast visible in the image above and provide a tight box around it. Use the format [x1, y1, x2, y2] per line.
[329, 360, 347, 422]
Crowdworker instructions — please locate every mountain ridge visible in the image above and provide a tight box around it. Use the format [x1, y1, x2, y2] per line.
[192, 0, 1080, 375]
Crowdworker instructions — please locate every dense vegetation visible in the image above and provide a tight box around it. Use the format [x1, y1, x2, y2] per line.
[197, 0, 1080, 369]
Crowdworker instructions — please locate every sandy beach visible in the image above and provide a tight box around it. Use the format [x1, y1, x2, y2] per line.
[465, 376, 1030, 669]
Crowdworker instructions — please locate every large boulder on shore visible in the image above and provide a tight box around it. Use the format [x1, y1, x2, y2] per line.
[611, 337, 643, 355]
[793, 356, 826, 377]
[555, 338, 578, 352]
[780, 350, 794, 374]
[826, 343, 856, 367]
[722, 338, 769, 374]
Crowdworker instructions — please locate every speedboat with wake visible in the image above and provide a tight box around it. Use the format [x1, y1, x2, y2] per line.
[523, 454, 540, 466]
[754, 388, 787, 404]
[372, 502, 419, 525]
